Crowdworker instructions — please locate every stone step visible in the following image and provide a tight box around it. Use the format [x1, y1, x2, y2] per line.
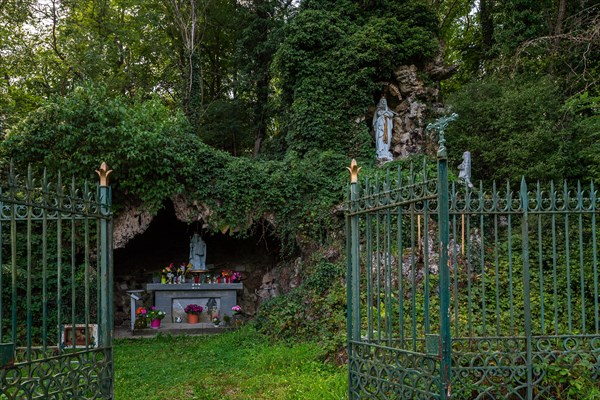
[114, 322, 233, 339]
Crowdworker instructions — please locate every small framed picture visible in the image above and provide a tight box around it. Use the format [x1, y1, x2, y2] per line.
[61, 324, 98, 348]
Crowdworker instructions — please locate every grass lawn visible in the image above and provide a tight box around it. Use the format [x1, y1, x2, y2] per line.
[113, 326, 347, 400]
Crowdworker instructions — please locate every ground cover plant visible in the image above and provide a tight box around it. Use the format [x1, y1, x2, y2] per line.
[113, 326, 347, 400]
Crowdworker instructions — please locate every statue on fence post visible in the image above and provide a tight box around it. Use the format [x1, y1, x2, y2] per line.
[189, 233, 207, 270]
[373, 97, 397, 161]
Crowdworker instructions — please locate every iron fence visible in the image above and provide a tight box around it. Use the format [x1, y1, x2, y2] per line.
[0, 163, 113, 399]
[346, 154, 600, 399]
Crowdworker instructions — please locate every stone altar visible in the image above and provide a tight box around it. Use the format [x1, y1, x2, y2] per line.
[146, 283, 242, 323]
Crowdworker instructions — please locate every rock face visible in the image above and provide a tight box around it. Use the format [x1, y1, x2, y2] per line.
[372, 54, 454, 159]
[386, 64, 439, 158]
[113, 205, 153, 249]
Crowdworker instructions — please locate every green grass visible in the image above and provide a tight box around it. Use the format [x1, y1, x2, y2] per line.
[113, 326, 347, 400]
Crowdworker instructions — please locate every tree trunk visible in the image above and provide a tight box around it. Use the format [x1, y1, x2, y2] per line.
[480, 0, 494, 54]
[555, 0, 566, 35]
[252, 0, 271, 156]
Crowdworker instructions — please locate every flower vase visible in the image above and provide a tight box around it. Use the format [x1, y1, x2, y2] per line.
[161, 275, 166, 284]
[187, 314, 199, 324]
[150, 319, 161, 329]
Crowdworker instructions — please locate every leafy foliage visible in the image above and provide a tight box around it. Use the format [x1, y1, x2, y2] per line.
[272, 0, 438, 156]
[445, 75, 573, 183]
[254, 256, 347, 354]
[1, 85, 201, 212]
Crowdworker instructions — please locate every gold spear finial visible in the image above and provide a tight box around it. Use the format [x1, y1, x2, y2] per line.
[347, 159, 361, 184]
[96, 162, 113, 186]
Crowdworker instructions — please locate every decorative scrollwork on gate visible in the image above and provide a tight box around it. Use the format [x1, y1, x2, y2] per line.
[0, 348, 112, 399]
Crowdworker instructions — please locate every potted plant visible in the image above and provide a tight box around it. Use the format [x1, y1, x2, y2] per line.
[231, 305, 242, 315]
[212, 315, 221, 327]
[146, 306, 166, 329]
[184, 304, 203, 324]
[135, 307, 148, 329]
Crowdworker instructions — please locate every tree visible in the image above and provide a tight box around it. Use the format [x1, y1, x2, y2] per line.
[272, 0, 439, 156]
[1, 85, 203, 211]
[234, 0, 294, 156]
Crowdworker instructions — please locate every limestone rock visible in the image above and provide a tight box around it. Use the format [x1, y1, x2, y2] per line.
[113, 206, 153, 249]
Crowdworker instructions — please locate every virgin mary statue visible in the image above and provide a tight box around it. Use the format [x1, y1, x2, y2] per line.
[373, 97, 396, 161]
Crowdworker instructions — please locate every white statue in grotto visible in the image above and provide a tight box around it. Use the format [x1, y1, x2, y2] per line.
[373, 97, 397, 161]
[189, 233, 207, 270]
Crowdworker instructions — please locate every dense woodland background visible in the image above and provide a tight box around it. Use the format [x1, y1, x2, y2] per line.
[0, 0, 598, 347]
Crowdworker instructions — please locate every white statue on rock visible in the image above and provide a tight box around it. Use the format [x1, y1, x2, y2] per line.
[189, 233, 207, 270]
[373, 97, 397, 161]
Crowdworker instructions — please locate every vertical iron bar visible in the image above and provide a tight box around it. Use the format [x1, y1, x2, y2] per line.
[350, 178, 360, 346]
[57, 172, 63, 352]
[424, 199, 430, 335]
[438, 145, 451, 400]
[366, 184, 373, 340]
[84, 183, 90, 350]
[71, 179, 77, 349]
[365, 183, 373, 341]
[345, 184, 352, 400]
[479, 184, 486, 335]
[10, 168, 17, 346]
[410, 201, 416, 351]
[552, 210, 559, 334]
[345, 184, 353, 400]
[0, 187, 3, 342]
[397, 191, 404, 343]
[386, 206, 392, 343]
[564, 182, 572, 333]
[96, 217, 101, 333]
[520, 178, 533, 400]
[42, 171, 48, 352]
[577, 182, 585, 333]
[26, 168, 32, 359]
[592, 182, 599, 333]
[494, 214, 500, 336]
[376, 207, 381, 342]
[551, 182, 559, 334]
[466, 200, 472, 337]
[98, 162, 114, 398]
[451, 183, 459, 338]
[537, 182, 545, 334]
[508, 184, 515, 335]
[107, 188, 114, 344]
[99, 186, 110, 347]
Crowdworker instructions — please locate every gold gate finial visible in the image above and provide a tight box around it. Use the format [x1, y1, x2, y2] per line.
[347, 159, 361, 184]
[96, 162, 113, 186]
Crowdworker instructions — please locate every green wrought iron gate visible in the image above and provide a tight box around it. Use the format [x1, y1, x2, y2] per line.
[346, 140, 452, 399]
[0, 163, 114, 399]
[346, 141, 600, 399]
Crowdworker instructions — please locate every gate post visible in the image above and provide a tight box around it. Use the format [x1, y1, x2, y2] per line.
[437, 134, 452, 399]
[96, 162, 113, 348]
[96, 163, 114, 398]
[347, 160, 361, 400]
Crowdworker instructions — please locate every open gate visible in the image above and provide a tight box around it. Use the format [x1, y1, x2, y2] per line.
[0, 163, 114, 399]
[346, 137, 452, 399]
[346, 134, 600, 399]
